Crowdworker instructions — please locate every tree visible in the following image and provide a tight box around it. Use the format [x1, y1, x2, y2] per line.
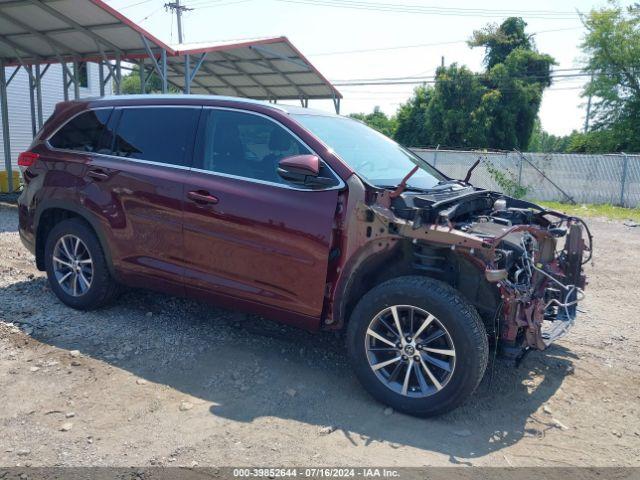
[394, 86, 431, 146]
[472, 19, 554, 149]
[121, 65, 178, 94]
[423, 64, 490, 148]
[580, 2, 640, 152]
[348, 106, 397, 137]
[393, 17, 554, 150]
[527, 118, 574, 152]
[469, 17, 532, 69]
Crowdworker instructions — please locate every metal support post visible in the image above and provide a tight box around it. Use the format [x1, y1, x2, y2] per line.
[620, 153, 629, 207]
[139, 60, 146, 94]
[161, 49, 168, 93]
[28, 65, 37, 137]
[62, 64, 69, 101]
[35, 63, 44, 129]
[98, 61, 105, 96]
[0, 60, 14, 192]
[184, 54, 190, 94]
[115, 56, 122, 95]
[72, 61, 80, 99]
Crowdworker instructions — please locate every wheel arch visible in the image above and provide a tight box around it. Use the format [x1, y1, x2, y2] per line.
[35, 201, 116, 279]
[332, 237, 501, 333]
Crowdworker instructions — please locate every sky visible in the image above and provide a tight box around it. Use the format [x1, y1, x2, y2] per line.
[105, 0, 627, 136]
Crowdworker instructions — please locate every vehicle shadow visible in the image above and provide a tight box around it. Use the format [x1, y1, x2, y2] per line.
[4, 278, 577, 462]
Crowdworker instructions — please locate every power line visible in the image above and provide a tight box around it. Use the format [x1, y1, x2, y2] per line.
[136, 5, 165, 23]
[120, 0, 156, 10]
[308, 27, 583, 57]
[332, 69, 591, 85]
[273, 0, 581, 19]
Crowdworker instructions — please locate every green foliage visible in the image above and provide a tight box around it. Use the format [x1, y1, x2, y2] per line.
[565, 129, 621, 153]
[394, 86, 432, 146]
[121, 65, 179, 94]
[423, 65, 490, 148]
[348, 106, 397, 137]
[392, 17, 554, 150]
[485, 161, 529, 198]
[538, 200, 640, 222]
[469, 17, 533, 69]
[580, 3, 640, 153]
[527, 118, 574, 152]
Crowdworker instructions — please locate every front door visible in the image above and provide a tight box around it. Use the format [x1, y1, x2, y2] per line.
[182, 108, 341, 322]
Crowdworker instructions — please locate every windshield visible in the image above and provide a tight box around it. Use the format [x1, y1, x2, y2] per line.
[292, 114, 445, 189]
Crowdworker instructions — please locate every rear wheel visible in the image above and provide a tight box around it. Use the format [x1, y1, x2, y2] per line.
[347, 276, 488, 416]
[44, 218, 118, 310]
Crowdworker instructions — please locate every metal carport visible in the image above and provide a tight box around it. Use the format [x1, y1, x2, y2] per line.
[0, 0, 341, 192]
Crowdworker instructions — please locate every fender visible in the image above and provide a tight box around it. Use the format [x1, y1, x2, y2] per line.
[330, 235, 404, 328]
[34, 199, 119, 281]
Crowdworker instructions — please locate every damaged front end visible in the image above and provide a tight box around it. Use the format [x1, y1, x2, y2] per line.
[366, 184, 592, 359]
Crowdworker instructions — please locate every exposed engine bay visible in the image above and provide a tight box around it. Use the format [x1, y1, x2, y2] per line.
[360, 181, 592, 359]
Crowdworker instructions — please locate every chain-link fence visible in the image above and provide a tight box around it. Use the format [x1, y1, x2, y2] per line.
[411, 148, 640, 208]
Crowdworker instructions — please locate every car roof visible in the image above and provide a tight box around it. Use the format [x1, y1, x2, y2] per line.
[81, 94, 337, 117]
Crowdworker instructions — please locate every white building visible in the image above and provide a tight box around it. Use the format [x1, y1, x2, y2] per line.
[0, 62, 112, 171]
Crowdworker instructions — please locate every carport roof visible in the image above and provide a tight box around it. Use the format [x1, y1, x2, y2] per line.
[164, 37, 341, 100]
[0, 0, 171, 65]
[0, 0, 341, 100]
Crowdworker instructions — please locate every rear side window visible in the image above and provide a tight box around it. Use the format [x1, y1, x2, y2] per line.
[49, 109, 113, 153]
[112, 107, 200, 167]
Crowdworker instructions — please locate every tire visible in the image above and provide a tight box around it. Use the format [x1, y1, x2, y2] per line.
[347, 275, 488, 417]
[44, 218, 118, 310]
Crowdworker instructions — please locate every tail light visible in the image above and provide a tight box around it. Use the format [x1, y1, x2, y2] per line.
[18, 151, 39, 172]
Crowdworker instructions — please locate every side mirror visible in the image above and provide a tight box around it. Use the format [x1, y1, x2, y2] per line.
[277, 155, 336, 187]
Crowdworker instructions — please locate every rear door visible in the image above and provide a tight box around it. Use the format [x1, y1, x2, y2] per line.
[182, 108, 342, 321]
[74, 105, 201, 291]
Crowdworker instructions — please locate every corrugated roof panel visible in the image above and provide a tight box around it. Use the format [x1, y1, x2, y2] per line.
[0, 15, 22, 34]
[49, 32, 102, 54]
[284, 72, 330, 85]
[0, 3, 339, 101]
[1, 4, 69, 31]
[95, 26, 153, 53]
[7, 36, 57, 58]
[51, 0, 123, 26]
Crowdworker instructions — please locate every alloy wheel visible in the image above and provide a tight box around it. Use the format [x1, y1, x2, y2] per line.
[52, 234, 94, 297]
[365, 305, 456, 397]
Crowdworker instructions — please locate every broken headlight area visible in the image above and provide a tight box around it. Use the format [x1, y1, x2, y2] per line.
[377, 189, 592, 356]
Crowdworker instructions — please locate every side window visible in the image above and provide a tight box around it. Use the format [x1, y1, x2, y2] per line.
[112, 107, 200, 167]
[196, 109, 311, 184]
[49, 109, 113, 153]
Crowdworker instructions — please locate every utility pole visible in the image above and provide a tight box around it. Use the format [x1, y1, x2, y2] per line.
[165, 0, 194, 94]
[584, 72, 594, 133]
[165, 0, 192, 43]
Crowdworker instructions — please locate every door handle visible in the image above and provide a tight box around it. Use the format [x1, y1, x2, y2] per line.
[87, 169, 110, 181]
[187, 190, 219, 205]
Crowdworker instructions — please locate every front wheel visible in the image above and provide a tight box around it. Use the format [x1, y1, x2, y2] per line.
[347, 276, 488, 417]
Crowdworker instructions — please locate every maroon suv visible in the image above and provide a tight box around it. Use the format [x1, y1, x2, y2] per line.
[17, 95, 590, 416]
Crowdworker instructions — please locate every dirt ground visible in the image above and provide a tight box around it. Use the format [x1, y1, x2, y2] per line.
[1, 200, 639, 467]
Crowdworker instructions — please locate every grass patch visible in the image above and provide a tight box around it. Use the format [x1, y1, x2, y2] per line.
[537, 201, 640, 222]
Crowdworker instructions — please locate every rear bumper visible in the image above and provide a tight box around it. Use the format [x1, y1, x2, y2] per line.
[17, 190, 36, 256]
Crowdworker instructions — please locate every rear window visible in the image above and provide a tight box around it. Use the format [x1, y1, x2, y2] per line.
[112, 107, 200, 167]
[49, 109, 113, 153]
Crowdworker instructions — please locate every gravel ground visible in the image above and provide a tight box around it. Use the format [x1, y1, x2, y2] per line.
[0, 200, 639, 467]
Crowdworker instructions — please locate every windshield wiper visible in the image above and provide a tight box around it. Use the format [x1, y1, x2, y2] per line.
[389, 165, 420, 198]
[377, 184, 427, 192]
